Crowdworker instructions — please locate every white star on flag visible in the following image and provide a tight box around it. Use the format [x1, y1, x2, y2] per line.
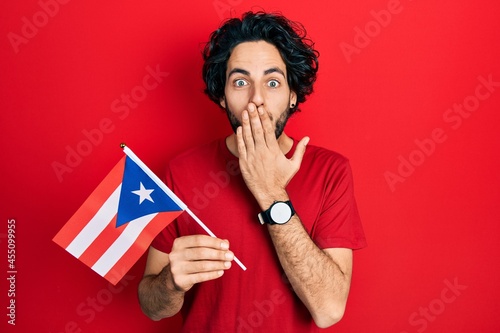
[131, 182, 154, 204]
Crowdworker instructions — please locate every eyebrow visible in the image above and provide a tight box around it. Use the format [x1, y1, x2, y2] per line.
[227, 68, 250, 78]
[264, 67, 285, 77]
[227, 67, 286, 79]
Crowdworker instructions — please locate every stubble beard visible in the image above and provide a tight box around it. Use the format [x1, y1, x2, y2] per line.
[225, 104, 291, 140]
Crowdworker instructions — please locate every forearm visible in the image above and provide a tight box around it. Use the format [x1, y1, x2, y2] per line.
[267, 216, 350, 328]
[138, 264, 185, 320]
[234, 103, 351, 325]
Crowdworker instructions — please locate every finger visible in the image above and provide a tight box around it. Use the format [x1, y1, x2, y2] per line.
[236, 126, 247, 160]
[241, 110, 255, 152]
[173, 235, 229, 251]
[169, 249, 233, 279]
[181, 259, 232, 275]
[172, 268, 226, 291]
[187, 270, 226, 286]
[257, 105, 279, 150]
[183, 247, 234, 262]
[290, 136, 310, 168]
[248, 104, 265, 147]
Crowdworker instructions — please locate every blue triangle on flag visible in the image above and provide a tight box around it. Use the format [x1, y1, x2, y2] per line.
[116, 156, 183, 227]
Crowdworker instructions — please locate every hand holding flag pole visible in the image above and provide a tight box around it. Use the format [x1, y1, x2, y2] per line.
[53, 144, 245, 286]
[121, 144, 247, 271]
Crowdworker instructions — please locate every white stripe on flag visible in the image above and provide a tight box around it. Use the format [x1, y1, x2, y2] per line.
[91, 213, 157, 277]
[66, 185, 122, 258]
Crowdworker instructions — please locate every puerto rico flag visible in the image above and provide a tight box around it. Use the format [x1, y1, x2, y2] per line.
[53, 146, 186, 285]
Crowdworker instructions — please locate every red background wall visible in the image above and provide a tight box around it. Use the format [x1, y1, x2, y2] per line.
[2, 0, 500, 332]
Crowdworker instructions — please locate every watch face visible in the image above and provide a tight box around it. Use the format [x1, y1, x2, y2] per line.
[270, 202, 292, 224]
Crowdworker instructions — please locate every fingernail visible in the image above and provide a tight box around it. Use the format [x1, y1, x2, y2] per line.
[221, 242, 229, 250]
[248, 104, 255, 112]
[218, 270, 224, 276]
[225, 251, 234, 260]
[242, 111, 248, 120]
[257, 106, 264, 115]
[224, 261, 231, 268]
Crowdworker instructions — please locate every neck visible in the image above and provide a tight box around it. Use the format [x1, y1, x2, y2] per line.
[225, 132, 293, 157]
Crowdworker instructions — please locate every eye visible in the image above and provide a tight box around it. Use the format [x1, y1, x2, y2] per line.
[234, 79, 248, 87]
[267, 80, 280, 88]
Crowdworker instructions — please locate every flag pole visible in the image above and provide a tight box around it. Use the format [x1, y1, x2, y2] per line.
[121, 143, 247, 271]
[184, 207, 246, 271]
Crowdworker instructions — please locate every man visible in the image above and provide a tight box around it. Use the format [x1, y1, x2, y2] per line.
[138, 11, 366, 332]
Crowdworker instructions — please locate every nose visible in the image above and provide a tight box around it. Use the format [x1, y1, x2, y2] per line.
[250, 85, 264, 107]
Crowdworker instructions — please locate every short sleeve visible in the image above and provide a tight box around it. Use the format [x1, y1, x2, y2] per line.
[312, 159, 367, 250]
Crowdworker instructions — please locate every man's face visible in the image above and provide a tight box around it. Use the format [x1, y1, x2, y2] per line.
[220, 40, 297, 138]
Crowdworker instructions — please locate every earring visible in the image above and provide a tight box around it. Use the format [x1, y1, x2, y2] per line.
[291, 103, 295, 108]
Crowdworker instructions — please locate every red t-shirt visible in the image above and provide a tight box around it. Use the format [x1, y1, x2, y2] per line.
[152, 138, 367, 332]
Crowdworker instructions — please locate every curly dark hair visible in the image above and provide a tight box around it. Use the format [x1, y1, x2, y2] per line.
[202, 11, 319, 115]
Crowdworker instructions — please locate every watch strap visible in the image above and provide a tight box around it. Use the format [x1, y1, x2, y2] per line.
[258, 200, 295, 225]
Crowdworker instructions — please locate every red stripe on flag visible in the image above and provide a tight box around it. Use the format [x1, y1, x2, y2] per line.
[53, 157, 125, 249]
[103, 211, 183, 285]
[77, 215, 127, 268]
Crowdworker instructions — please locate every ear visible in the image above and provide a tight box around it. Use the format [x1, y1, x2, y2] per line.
[290, 91, 297, 107]
[220, 97, 226, 109]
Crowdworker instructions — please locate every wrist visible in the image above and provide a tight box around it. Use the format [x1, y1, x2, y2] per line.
[161, 264, 185, 295]
[256, 190, 289, 211]
[258, 200, 295, 226]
